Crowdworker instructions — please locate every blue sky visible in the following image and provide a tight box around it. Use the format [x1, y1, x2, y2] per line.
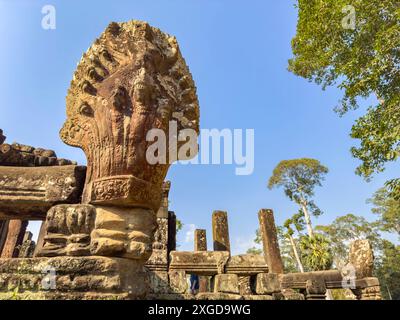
[0, 0, 397, 254]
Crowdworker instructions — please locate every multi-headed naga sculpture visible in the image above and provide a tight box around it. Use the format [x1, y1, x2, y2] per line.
[48, 20, 200, 261]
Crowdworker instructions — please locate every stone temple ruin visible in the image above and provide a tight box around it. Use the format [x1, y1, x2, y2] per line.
[0, 21, 382, 300]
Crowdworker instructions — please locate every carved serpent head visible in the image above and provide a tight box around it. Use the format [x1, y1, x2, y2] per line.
[60, 21, 199, 210]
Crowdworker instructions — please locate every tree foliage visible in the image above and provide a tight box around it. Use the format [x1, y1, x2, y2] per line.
[268, 158, 329, 237]
[316, 214, 382, 268]
[277, 226, 300, 273]
[268, 158, 329, 206]
[299, 234, 333, 271]
[247, 229, 263, 255]
[176, 219, 183, 233]
[375, 240, 400, 300]
[289, 0, 400, 192]
[369, 186, 400, 237]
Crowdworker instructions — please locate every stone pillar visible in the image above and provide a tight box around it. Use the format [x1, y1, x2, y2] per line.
[168, 211, 177, 254]
[33, 221, 47, 257]
[349, 239, 374, 279]
[18, 231, 36, 258]
[194, 229, 209, 292]
[0, 220, 28, 258]
[212, 210, 230, 253]
[0, 129, 5, 144]
[258, 209, 284, 274]
[348, 240, 382, 300]
[0, 220, 9, 255]
[194, 229, 207, 251]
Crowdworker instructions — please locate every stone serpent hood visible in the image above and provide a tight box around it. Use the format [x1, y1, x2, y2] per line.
[60, 20, 200, 211]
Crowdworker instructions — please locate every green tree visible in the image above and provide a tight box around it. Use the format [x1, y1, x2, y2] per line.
[246, 229, 262, 255]
[283, 213, 305, 272]
[246, 247, 262, 255]
[268, 158, 329, 237]
[299, 234, 333, 271]
[176, 219, 184, 233]
[276, 226, 299, 273]
[369, 187, 400, 237]
[375, 240, 400, 300]
[316, 214, 382, 269]
[289, 0, 400, 196]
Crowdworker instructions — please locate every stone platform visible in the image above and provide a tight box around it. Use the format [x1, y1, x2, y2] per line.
[0, 256, 148, 300]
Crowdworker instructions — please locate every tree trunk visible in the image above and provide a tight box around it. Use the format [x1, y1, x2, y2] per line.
[300, 202, 314, 238]
[288, 234, 304, 273]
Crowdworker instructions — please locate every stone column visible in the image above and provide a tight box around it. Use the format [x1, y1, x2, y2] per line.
[33, 221, 47, 257]
[0, 129, 5, 144]
[168, 211, 177, 254]
[194, 229, 207, 251]
[258, 209, 284, 274]
[212, 211, 230, 253]
[0, 220, 28, 258]
[0, 220, 9, 254]
[349, 239, 374, 279]
[348, 240, 382, 300]
[194, 229, 209, 292]
[18, 231, 36, 258]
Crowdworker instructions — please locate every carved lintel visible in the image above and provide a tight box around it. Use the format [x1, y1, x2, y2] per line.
[225, 254, 268, 276]
[0, 165, 86, 220]
[169, 251, 230, 276]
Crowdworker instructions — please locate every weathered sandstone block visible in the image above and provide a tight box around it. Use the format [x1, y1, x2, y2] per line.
[225, 254, 268, 275]
[194, 229, 207, 251]
[0, 165, 86, 220]
[305, 277, 327, 300]
[238, 276, 253, 295]
[212, 211, 230, 252]
[39, 204, 96, 257]
[38, 204, 156, 262]
[90, 206, 156, 261]
[0, 139, 76, 167]
[169, 251, 230, 275]
[214, 274, 239, 294]
[147, 270, 170, 294]
[349, 239, 374, 279]
[258, 209, 284, 274]
[256, 273, 281, 295]
[0, 256, 149, 300]
[243, 294, 274, 300]
[196, 293, 242, 300]
[0, 220, 28, 258]
[168, 270, 187, 294]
